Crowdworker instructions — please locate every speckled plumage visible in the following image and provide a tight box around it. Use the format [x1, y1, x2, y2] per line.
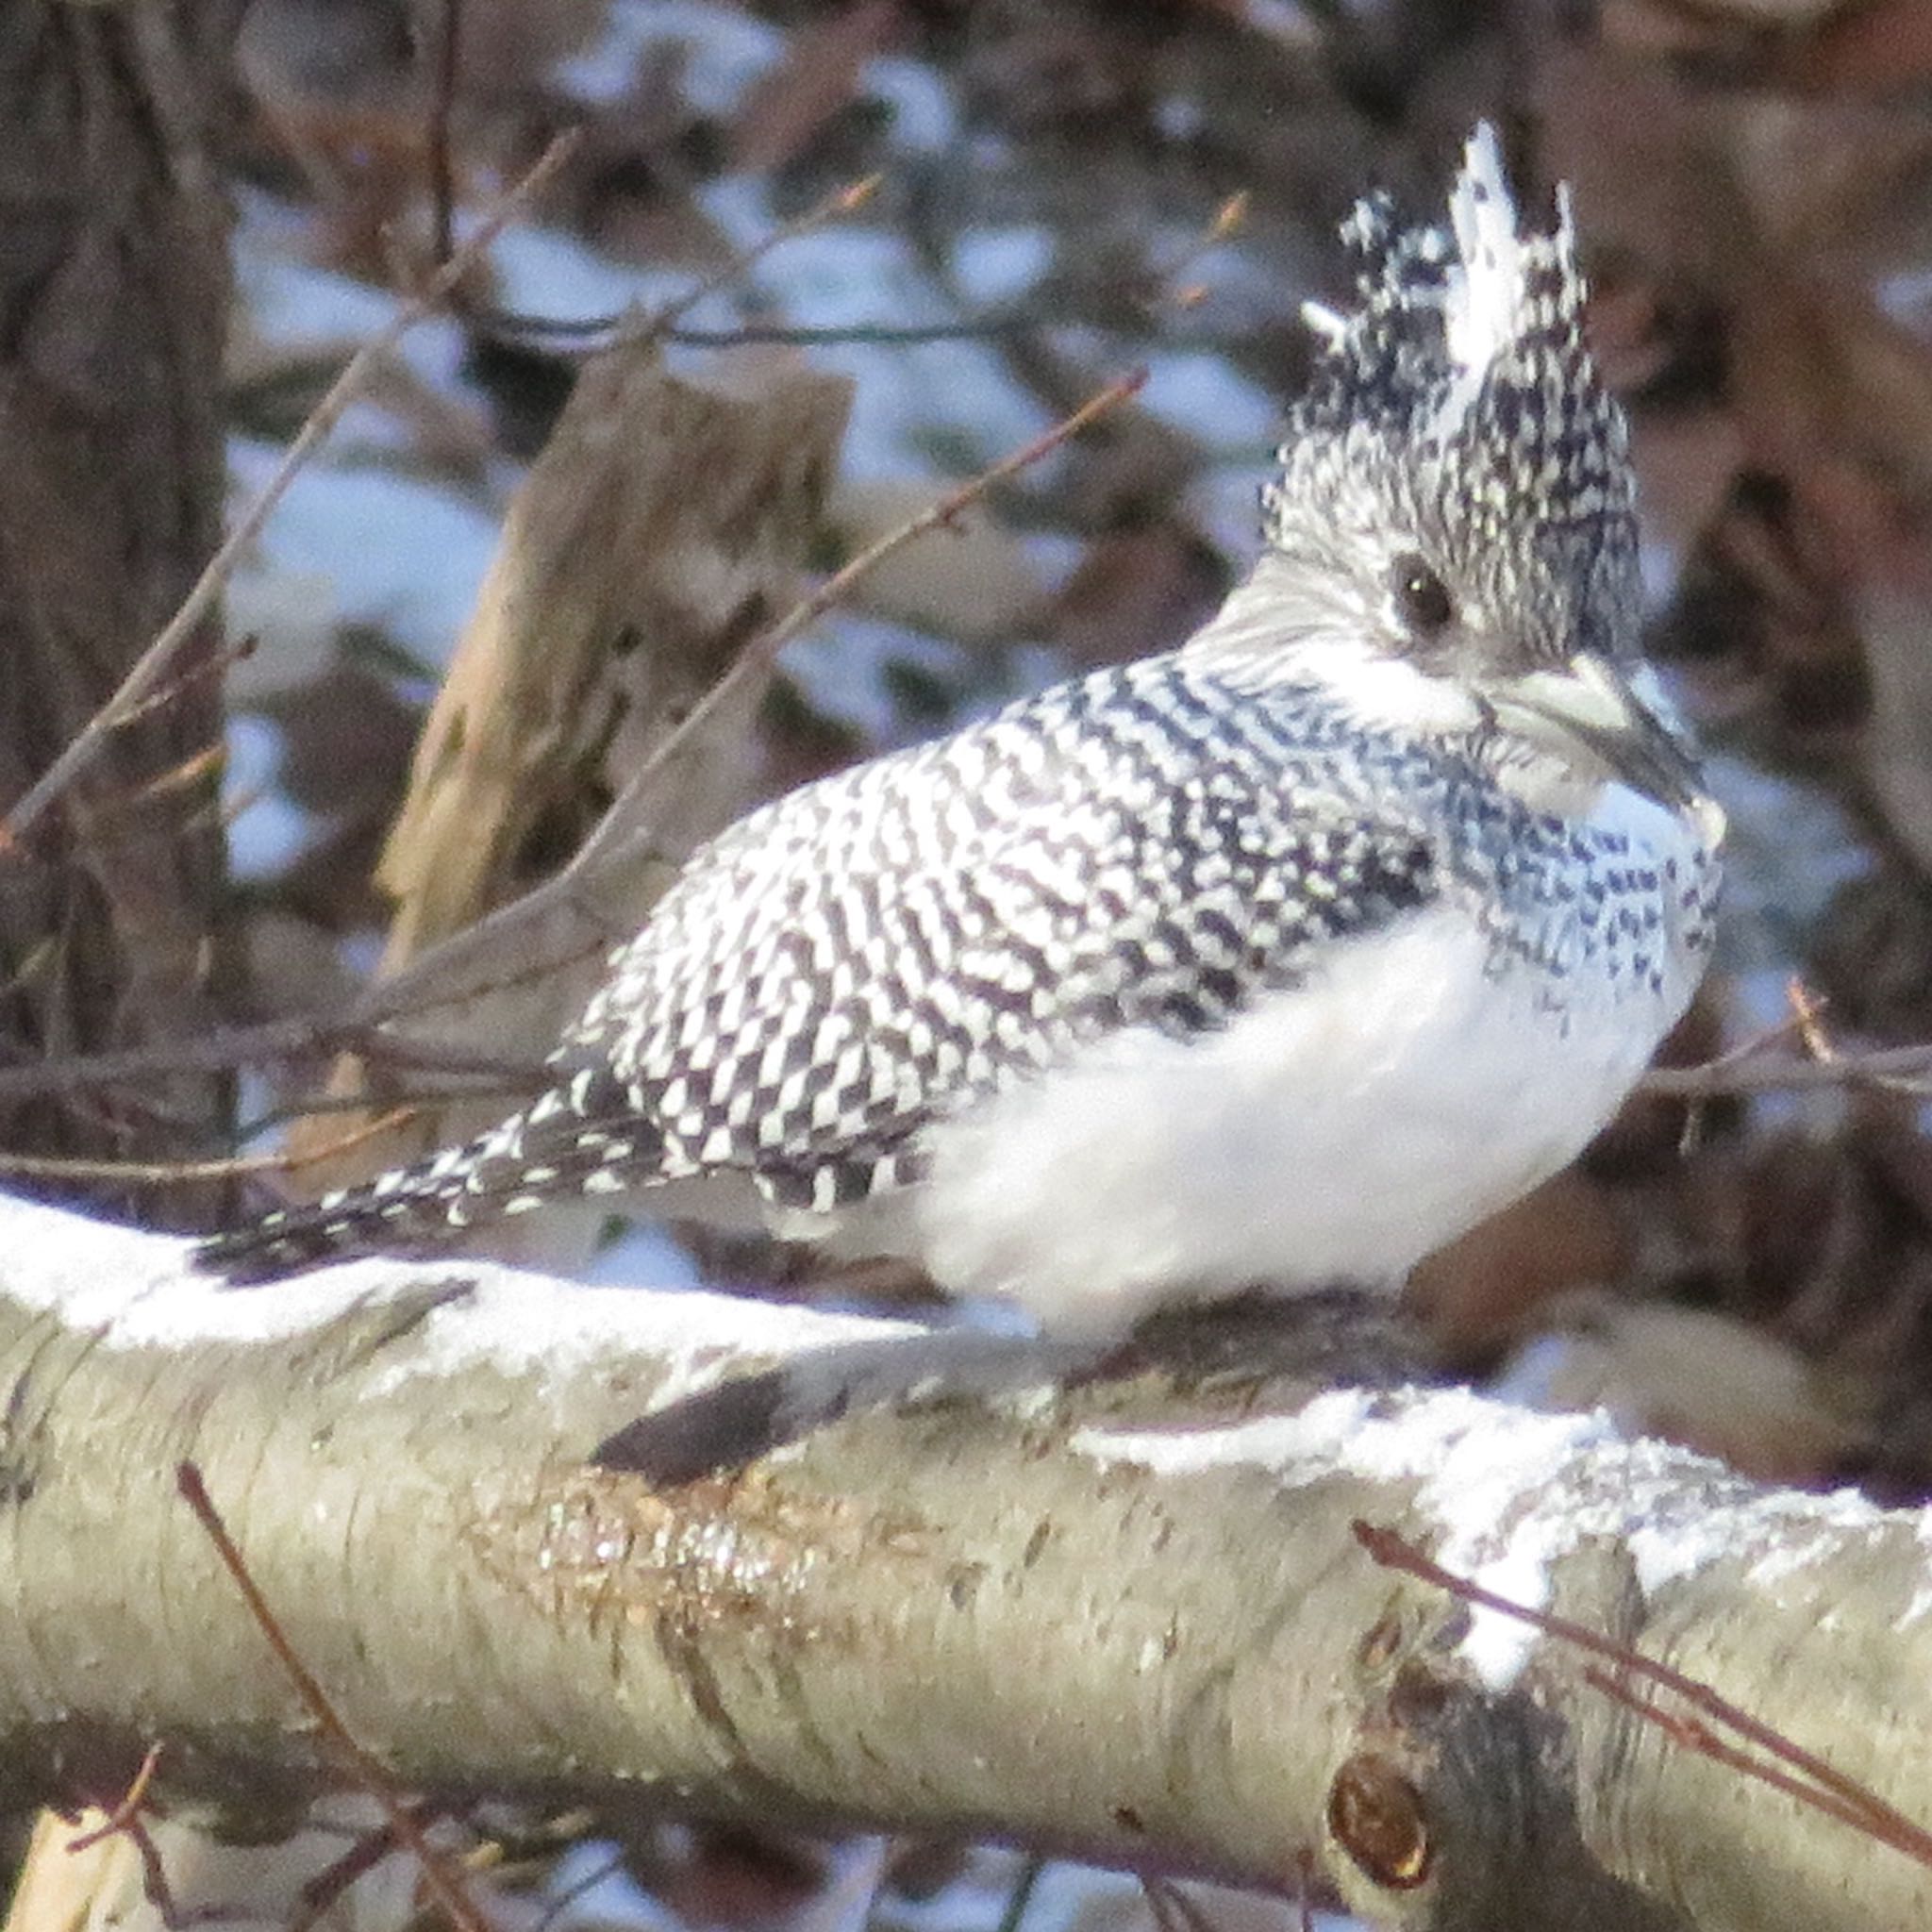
[199, 128, 1723, 1333]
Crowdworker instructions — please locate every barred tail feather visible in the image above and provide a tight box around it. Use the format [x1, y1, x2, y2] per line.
[194, 1135, 511, 1284]
[195, 1067, 669, 1285]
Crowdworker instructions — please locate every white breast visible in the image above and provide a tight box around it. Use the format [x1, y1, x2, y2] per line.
[905, 861, 1696, 1340]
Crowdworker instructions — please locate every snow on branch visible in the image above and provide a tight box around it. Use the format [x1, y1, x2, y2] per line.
[0, 1194, 1928, 1931]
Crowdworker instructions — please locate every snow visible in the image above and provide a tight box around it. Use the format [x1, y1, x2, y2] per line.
[782, 614, 979, 742]
[1137, 352, 1280, 447]
[14, 1191, 1927, 1698]
[487, 223, 694, 330]
[223, 714, 313, 881]
[228, 438, 502, 675]
[554, 0, 783, 109]
[866, 55, 957, 153]
[0, 1194, 906, 1413]
[1074, 1383, 1912, 1689]
[950, 226, 1053, 308]
[235, 216, 472, 397]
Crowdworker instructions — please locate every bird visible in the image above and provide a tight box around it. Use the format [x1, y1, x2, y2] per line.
[198, 127, 1723, 1365]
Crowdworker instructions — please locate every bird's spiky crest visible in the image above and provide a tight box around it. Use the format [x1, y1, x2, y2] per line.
[1264, 126, 1640, 664]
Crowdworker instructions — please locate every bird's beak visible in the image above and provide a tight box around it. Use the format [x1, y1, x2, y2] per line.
[1490, 655, 1723, 838]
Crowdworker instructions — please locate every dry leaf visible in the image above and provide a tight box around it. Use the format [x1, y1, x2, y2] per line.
[729, 2, 902, 175]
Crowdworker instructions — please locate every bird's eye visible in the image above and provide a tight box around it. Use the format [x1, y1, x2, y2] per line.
[1391, 555, 1455, 635]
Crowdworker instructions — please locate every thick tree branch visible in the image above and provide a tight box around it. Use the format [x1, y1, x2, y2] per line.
[0, 1197, 1927, 1931]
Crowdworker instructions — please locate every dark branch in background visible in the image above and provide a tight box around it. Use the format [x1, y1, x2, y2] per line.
[429, 0, 461, 271]
[1641, 980, 1932, 1097]
[450, 174, 887, 354]
[0, 1108, 420, 1189]
[464, 193, 1251, 356]
[0, 1022, 550, 1103]
[288, 1802, 449, 1932]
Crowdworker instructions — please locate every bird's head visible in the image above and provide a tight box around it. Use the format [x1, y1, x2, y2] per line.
[1198, 126, 1702, 811]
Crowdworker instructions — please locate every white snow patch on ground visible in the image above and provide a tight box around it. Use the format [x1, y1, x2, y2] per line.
[224, 715, 314, 880]
[782, 616, 974, 742]
[1074, 1383, 1918, 1687]
[950, 226, 1053, 308]
[555, 0, 782, 109]
[865, 54, 954, 152]
[229, 439, 500, 673]
[234, 215, 472, 398]
[488, 224, 694, 333]
[1137, 352, 1280, 447]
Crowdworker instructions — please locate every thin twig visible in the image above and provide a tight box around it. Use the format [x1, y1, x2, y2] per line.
[1354, 1521, 1932, 1868]
[493, 185, 1245, 352]
[65, 1745, 165, 1852]
[1580, 1666, 1926, 1860]
[460, 175, 881, 352]
[0, 1108, 418, 1187]
[1787, 975, 1837, 1066]
[642, 175, 880, 341]
[0, 1021, 549, 1104]
[1641, 1040, 1932, 1099]
[1, 131, 579, 850]
[1142, 1877, 1221, 1932]
[507, 312, 1267, 353]
[661, 313, 1059, 347]
[176, 1463, 491, 1932]
[993, 1856, 1044, 1932]
[289, 1799, 445, 1932]
[121, 1812, 223, 1931]
[1150, 191, 1248, 313]
[102, 636, 258, 733]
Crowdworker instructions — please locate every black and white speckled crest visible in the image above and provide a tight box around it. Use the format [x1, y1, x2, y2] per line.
[1265, 125, 1640, 670]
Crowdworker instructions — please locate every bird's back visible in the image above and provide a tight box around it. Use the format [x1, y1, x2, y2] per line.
[196, 125, 1723, 1336]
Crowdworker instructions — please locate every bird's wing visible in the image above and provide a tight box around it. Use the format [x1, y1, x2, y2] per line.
[547, 658, 1442, 1215]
